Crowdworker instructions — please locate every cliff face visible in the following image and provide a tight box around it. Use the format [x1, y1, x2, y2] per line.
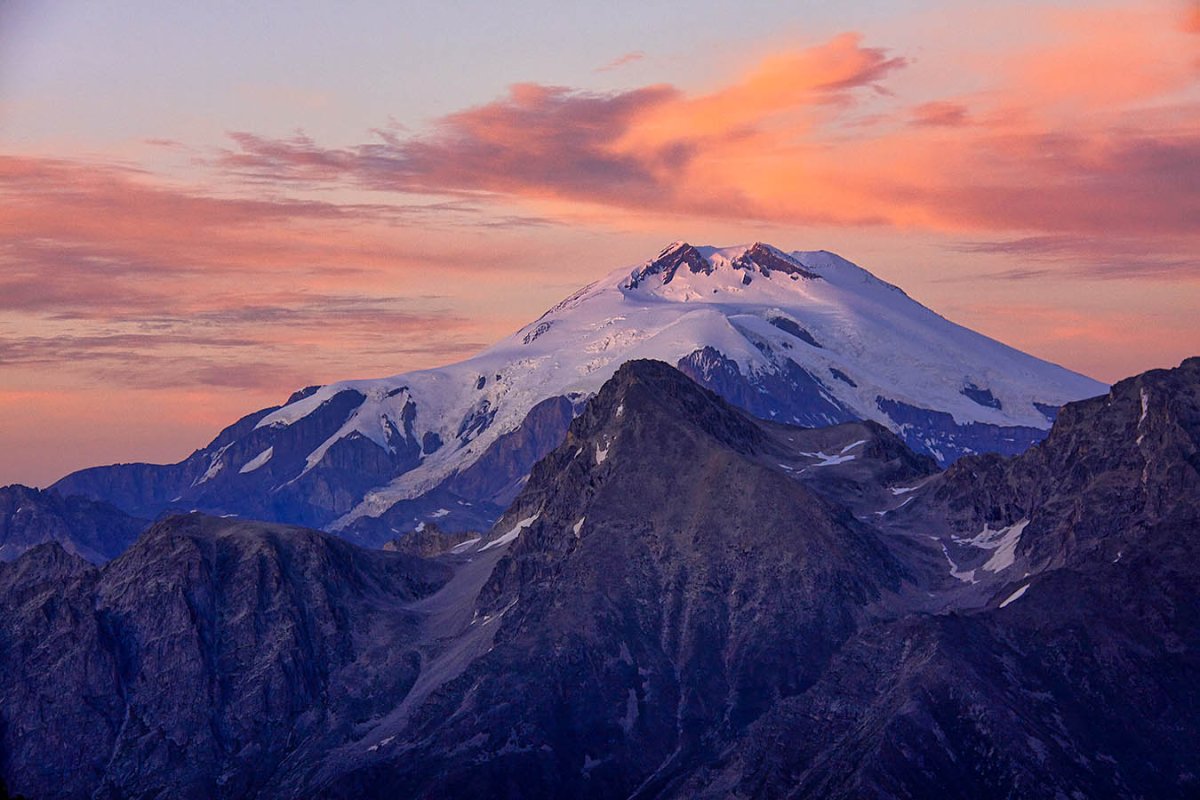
[0, 515, 449, 800]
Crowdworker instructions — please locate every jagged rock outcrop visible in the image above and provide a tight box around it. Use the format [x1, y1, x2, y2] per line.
[0, 484, 146, 563]
[0, 515, 450, 800]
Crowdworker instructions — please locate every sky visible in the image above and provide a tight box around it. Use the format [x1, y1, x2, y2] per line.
[1, 0, 1198, 487]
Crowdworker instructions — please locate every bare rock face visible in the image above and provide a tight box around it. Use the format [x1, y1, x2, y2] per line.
[677, 358, 1200, 799]
[0, 515, 450, 800]
[318, 361, 921, 798]
[0, 484, 146, 563]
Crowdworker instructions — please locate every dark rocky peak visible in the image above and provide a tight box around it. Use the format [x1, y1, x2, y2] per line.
[382, 522, 482, 558]
[108, 513, 451, 604]
[478, 359, 768, 555]
[733, 242, 820, 279]
[0, 540, 95, 596]
[0, 513, 451, 800]
[285, 384, 322, 404]
[575, 358, 767, 457]
[1010, 356, 1199, 504]
[0, 484, 146, 564]
[625, 241, 712, 288]
[398, 361, 909, 800]
[913, 356, 1200, 575]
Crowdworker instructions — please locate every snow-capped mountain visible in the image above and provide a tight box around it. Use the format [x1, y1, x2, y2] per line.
[54, 242, 1106, 542]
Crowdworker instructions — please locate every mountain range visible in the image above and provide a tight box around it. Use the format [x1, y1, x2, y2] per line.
[1, 355, 1197, 799]
[48, 243, 1104, 547]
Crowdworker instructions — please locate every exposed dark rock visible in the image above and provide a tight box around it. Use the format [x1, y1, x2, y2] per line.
[767, 316, 822, 348]
[340, 395, 582, 545]
[0, 514, 450, 800]
[961, 382, 1003, 409]
[829, 366, 857, 387]
[678, 346, 856, 429]
[421, 430, 443, 454]
[523, 321, 553, 345]
[442, 395, 579, 507]
[383, 523, 481, 558]
[733, 243, 820, 279]
[877, 395, 1048, 464]
[336, 489, 505, 548]
[1034, 400, 1061, 422]
[678, 357, 1200, 797]
[0, 484, 146, 563]
[323, 361, 907, 798]
[456, 399, 495, 441]
[285, 385, 321, 404]
[626, 242, 713, 288]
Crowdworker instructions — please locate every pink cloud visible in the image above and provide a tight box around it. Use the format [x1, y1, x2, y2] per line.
[910, 101, 970, 127]
[211, 15, 1199, 257]
[596, 51, 646, 73]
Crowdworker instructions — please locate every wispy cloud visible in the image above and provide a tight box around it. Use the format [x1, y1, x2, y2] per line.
[909, 101, 970, 127]
[950, 236, 1200, 281]
[0, 152, 547, 400]
[596, 50, 646, 73]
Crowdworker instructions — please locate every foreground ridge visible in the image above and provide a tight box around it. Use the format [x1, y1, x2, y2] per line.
[3, 357, 1196, 798]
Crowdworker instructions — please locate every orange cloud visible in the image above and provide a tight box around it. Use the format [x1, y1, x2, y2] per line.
[596, 51, 645, 73]
[217, 7, 1199, 256]
[910, 101, 971, 127]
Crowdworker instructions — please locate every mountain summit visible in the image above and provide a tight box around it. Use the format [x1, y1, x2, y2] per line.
[55, 243, 1105, 541]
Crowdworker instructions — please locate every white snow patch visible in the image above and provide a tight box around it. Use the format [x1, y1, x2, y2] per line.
[475, 598, 519, 627]
[193, 443, 232, 487]
[941, 544, 977, 584]
[799, 450, 857, 467]
[450, 537, 482, 554]
[890, 485, 921, 495]
[430, 508, 450, 518]
[238, 446, 273, 474]
[620, 688, 639, 733]
[480, 512, 541, 551]
[1000, 584, 1030, 608]
[954, 519, 1029, 573]
[366, 734, 395, 751]
[595, 441, 610, 465]
[1137, 387, 1150, 445]
[839, 439, 867, 454]
[572, 516, 586, 537]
